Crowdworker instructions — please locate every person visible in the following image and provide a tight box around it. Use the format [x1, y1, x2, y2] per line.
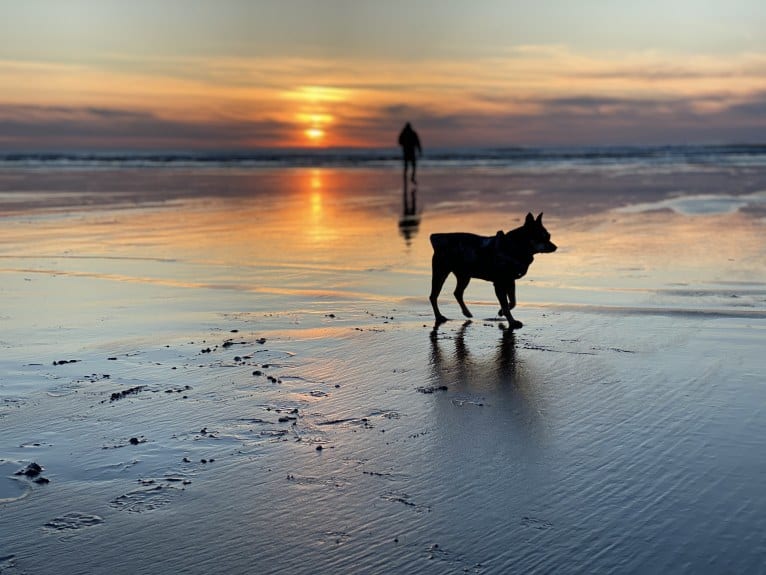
[398, 122, 422, 184]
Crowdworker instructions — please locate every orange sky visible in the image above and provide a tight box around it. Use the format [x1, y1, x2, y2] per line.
[1, 2, 765, 149]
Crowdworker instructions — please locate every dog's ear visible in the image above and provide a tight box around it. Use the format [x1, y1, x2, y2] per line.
[536, 212, 543, 223]
[525, 212, 535, 226]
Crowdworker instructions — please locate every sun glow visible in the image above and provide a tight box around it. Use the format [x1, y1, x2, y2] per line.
[284, 85, 347, 146]
[301, 112, 332, 145]
[305, 127, 325, 143]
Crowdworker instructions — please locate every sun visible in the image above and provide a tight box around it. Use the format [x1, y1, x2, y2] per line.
[305, 127, 325, 143]
[288, 90, 340, 146]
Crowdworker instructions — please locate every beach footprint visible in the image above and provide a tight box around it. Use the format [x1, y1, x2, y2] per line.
[43, 512, 104, 533]
[110, 484, 183, 513]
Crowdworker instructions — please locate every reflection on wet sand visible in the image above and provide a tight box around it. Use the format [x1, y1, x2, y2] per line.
[430, 321, 517, 384]
[398, 180, 421, 245]
[4, 165, 766, 574]
[426, 320, 548, 476]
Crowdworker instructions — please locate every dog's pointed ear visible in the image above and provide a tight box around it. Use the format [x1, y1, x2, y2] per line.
[536, 212, 543, 223]
[525, 212, 535, 226]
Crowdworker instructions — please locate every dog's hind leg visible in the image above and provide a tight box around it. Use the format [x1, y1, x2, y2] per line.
[429, 256, 450, 323]
[453, 274, 473, 318]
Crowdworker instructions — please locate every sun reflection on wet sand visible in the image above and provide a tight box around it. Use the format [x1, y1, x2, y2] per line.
[1, 166, 766, 575]
[304, 169, 340, 247]
[0, 168, 765, 315]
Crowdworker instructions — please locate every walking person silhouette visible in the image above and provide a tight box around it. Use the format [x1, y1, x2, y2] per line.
[398, 122, 422, 185]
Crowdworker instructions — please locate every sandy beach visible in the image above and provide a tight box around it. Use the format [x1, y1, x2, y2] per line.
[2, 164, 766, 573]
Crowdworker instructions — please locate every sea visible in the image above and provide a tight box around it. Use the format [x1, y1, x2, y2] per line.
[1, 144, 766, 171]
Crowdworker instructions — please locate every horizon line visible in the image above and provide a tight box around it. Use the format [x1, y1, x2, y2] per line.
[2, 141, 766, 154]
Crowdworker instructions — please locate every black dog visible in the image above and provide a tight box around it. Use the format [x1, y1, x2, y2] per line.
[429, 212, 557, 328]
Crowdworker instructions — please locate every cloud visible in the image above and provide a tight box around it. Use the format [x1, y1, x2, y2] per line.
[539, 95, 673, 115]
[0, 104, 290, 149]
[727, 92, 766, 117]
[341, 89, 766, 147]
[1, 46, 766, 148]
[6, 91, 764, 150]
[3, 88, 766, 150]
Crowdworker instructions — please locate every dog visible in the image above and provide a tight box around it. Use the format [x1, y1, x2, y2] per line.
[429, 212, 556, 328]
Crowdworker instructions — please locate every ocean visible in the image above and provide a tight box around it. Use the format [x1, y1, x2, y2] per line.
[2, 143, 766, 171]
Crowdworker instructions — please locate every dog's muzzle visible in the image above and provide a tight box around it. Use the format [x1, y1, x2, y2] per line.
[535, 241, 557, 253]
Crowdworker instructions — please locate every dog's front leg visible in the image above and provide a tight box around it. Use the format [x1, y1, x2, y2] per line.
[495, 281, 523, 329]
[507, 280, 517, 311]
[506, 280, 522, 328]
[494, 282, 510, 318]
[429, 256, 450, 324]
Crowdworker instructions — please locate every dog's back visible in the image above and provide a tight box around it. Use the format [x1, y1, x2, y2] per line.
[430, 232, 499, 280]
[430, 232, 487, 253]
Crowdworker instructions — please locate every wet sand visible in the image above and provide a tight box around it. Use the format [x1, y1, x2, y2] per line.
[1, 167, 766, 573]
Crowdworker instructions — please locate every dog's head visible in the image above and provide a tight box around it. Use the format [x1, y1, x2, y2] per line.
[520, 212, 557, 254]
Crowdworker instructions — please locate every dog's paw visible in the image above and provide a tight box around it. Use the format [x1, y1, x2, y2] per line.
[435, 315, 448, 325]
[509, 319, 523, 330]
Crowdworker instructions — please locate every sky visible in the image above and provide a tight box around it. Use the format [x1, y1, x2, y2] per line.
[1, 0, 765, 149]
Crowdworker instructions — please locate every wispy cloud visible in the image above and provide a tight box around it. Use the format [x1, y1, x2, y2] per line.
[0, 104, 288, 148]
[1, 45, 765, 148]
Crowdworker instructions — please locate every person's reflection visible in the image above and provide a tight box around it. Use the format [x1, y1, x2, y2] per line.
[398, 179, 421, 245]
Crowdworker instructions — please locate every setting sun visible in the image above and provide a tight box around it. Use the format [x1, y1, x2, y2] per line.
[285, 86, 345, 147]
[305, 127, 325, 143]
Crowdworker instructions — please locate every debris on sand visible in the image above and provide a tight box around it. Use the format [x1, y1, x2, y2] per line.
[15, 462, 51, 484]
[15, 462, 43, 478]
[107, 385, 146, 402]
[416, 385, 448, 394]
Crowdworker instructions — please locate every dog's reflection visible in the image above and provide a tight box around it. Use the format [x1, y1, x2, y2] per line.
[428, 320, 545, 445]
[429, 320, 518, 384]
[398, 180, 421, 245]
